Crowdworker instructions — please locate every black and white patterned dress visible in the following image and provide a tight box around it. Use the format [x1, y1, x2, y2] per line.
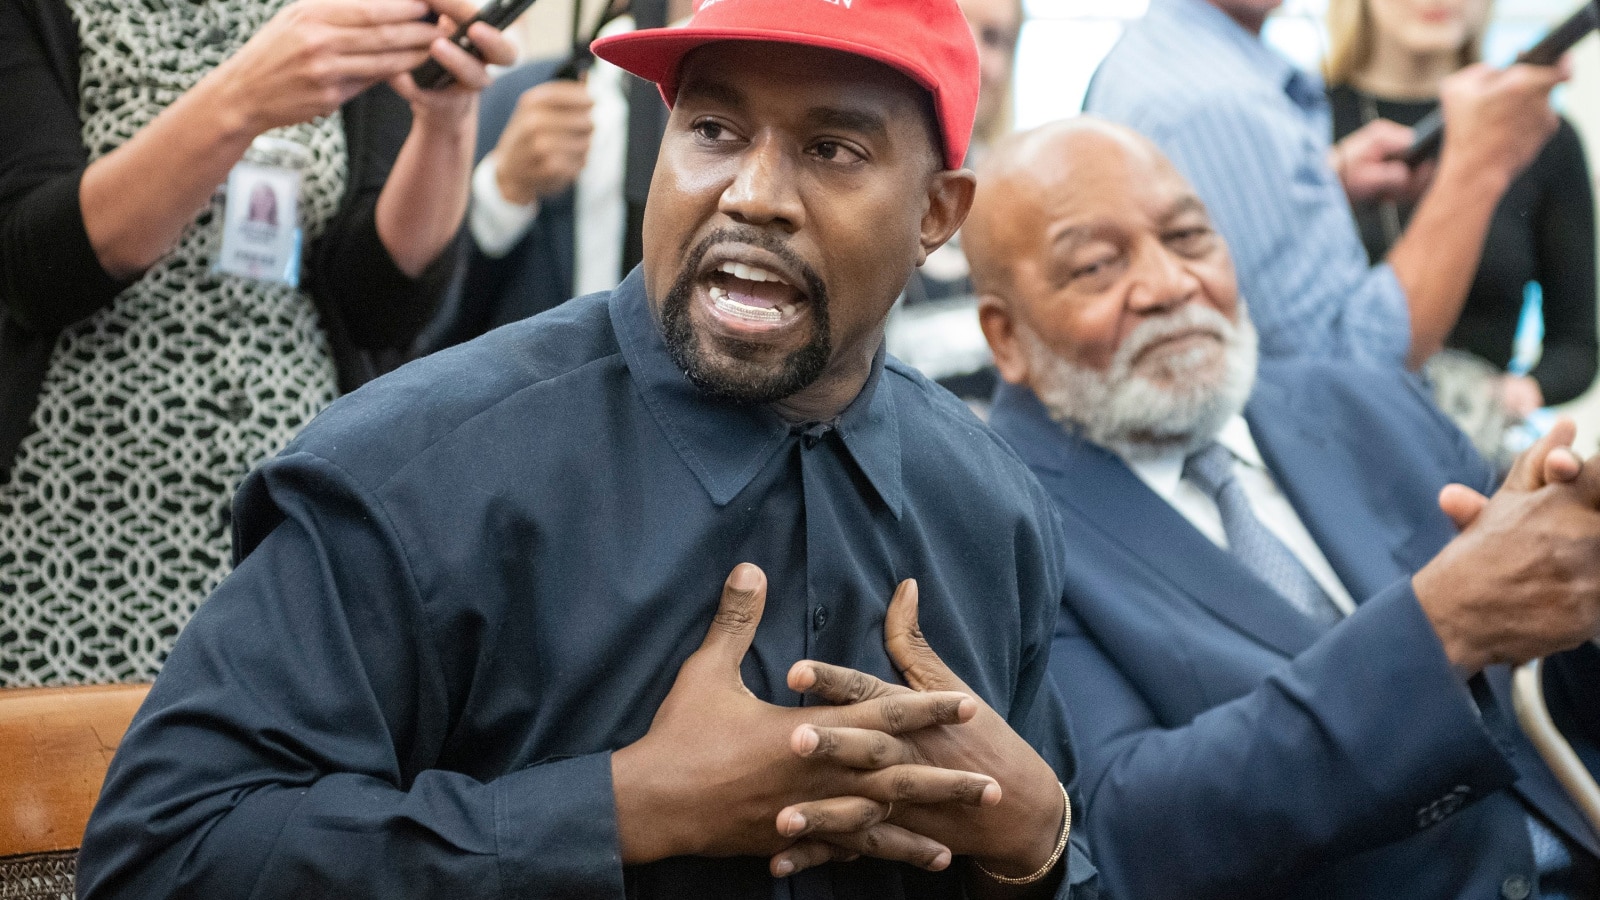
[0, 0, 344, 685]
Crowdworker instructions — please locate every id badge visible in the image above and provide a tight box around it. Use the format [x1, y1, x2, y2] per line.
[215, 136, 307, 286]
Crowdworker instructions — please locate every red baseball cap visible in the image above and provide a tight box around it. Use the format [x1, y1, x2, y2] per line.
[592, 0, 980, 170]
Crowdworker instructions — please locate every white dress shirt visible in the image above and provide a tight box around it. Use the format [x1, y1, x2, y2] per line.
[1120, 416, 1358, 616]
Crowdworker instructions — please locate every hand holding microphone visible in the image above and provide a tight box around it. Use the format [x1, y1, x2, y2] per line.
[1392, 1, 1595, 166]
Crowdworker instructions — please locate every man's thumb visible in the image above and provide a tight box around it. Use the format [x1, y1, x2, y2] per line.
[885, 579, 963, 692]
[1438, 483, 1488, 532]
[698, 563, 767, 670]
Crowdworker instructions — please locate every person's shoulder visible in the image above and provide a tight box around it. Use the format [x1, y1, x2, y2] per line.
[1257, 355, 1413, 399]
[1090, 10, 1260, 115]
[1537, 115, 1591, 174]
[1254, 357, 1457, 439]
[278, 292, 621, 484]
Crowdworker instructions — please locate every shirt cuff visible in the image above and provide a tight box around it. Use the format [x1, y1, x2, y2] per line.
[492, 751, 625, 897]
[470, 154, 540, 259]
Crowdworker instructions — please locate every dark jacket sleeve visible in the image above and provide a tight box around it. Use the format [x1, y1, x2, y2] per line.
[0, 0, 131, 477]
[1052, 577, 1519, 900]
[0, 0, 129, 333]
[1527, 118, 1597, 405]
[306, 84, 463, 391]
[75, 450, 627, 899]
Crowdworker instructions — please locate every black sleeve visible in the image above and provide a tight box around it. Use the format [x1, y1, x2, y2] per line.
[305, 84, 461, 374]
[0, 0, 130, 334]
[1527, 118, 1597, 405]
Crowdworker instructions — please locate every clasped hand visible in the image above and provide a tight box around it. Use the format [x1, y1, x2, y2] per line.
[611, 564, 1065, 885]
[1419, 419, 1600, 673]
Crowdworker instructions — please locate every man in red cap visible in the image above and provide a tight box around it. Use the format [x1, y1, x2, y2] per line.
[76, 1, 1096, 898]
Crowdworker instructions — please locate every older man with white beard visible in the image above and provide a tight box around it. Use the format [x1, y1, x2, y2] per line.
[969, 117, 1600, 900]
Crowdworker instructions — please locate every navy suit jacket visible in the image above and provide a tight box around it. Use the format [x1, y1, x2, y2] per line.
[990, 359, 1600, 900]
[426, 59, 577, 350]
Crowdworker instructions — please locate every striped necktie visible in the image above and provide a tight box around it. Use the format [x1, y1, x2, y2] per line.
[1183, 442, 1341, 626]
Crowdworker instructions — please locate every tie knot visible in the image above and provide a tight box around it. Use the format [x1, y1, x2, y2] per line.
[1183, 442, 1237, 497]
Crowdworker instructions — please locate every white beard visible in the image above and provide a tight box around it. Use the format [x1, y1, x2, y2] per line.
[1024, 303, 1259, 461]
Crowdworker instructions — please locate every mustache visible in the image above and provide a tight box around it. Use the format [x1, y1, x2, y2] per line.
[1112, 304, 1233, 373]
[680, 226, 828, 303]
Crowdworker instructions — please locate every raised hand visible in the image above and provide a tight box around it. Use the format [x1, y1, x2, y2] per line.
[1439, 59, 1568, 188]
[609, 564, 1001, 869]
[1417, 422, 1600, 673]
[388, 0, 518, 121]
[777, 580, 1067, 889]
[1438, 417, 1583, 531]
[488, 80, 595, 206]
[206, 0, 441, 132]
[1330, 118, 1427, 204]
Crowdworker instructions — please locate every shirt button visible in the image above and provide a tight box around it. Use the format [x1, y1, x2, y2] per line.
[811, 605, 829, 631]
[1500, 875, 1531, 900]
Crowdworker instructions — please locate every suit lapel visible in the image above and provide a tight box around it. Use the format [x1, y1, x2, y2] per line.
[1244, 379, 1423, 605]
[993, 384, 1322, 659]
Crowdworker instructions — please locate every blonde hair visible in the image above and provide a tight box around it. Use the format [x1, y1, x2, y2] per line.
[1323, 0, 1487, 87]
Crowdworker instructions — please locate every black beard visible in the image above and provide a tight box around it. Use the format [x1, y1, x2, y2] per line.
[659, 227, 831, 405]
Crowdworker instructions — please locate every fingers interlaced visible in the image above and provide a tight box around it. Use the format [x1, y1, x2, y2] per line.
[1505, 419, 1574, 491]
[790, 659, 902, 704]
[777, 795, 889, 838]
[794, 724, 916, 769]
[820, 689, 974, 735]
[771, 825, 952, 878]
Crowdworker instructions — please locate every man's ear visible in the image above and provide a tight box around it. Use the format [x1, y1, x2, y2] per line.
[978, 294, 1030, 386]
[917, 169, 977, 266]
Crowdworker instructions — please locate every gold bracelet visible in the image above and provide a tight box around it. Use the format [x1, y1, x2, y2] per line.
[973, 781, 1072, 886]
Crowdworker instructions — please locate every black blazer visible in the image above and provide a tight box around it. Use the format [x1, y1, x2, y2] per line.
[0, 0, 458, 479]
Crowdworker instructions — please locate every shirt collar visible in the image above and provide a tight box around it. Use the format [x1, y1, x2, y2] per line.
[1118, 414, 1265, 500]
[1152, 0, 1323, 110]
[609, 270, 903, 516]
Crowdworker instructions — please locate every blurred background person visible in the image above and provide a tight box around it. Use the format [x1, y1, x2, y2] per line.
[0, 0, 513, 686]
[1086, 0, 1565, 373]
[886, 0, 1024, 408]
[1325, 0, 1596, 460]
[972, 117, 1600, 900]
[428, 0, 692, 350]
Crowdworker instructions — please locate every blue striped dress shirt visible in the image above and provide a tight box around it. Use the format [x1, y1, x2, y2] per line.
[1085, 0, 1411, 367]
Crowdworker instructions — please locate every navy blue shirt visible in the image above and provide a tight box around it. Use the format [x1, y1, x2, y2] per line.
[77, 270, 1096, 899]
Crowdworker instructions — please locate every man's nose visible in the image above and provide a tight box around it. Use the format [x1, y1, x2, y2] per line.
[718, 134, 805, 233]
[1127, 240, 1199, 314]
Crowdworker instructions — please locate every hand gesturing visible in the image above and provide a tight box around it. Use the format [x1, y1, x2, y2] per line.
[610, 564, 1002, 870]
[774, 580, 1068, 886]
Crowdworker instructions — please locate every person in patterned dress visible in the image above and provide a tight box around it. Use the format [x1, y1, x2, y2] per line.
[0, 0, 515, 685]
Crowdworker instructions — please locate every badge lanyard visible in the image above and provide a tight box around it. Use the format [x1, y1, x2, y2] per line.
[214, 135, 310, 287]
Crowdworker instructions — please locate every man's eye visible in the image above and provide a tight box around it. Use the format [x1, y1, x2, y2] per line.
[693, 120, 728, 141]
[1167, 228, 1214, 253]
[811, 141, 862, 163]
[1071, 254, 1118, 281]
